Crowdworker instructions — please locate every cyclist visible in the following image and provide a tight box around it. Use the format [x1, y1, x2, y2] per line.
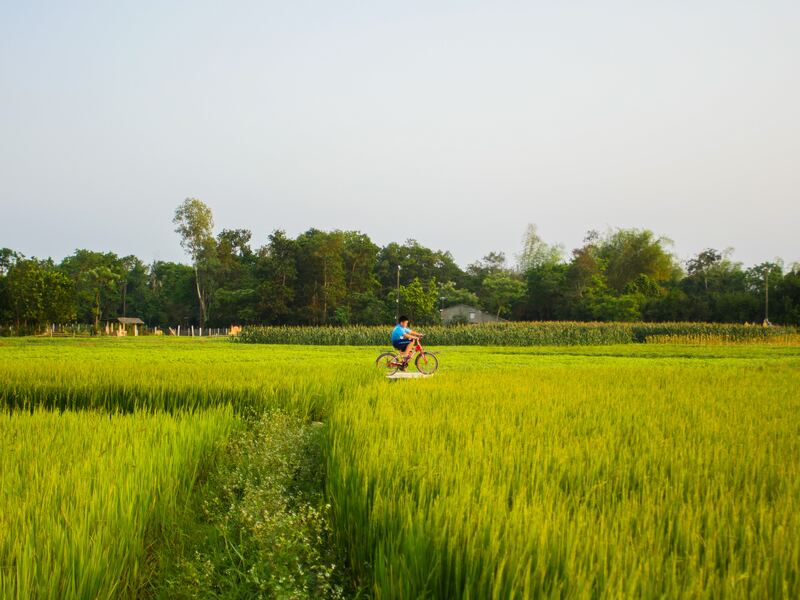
[391, 315, 423, 363]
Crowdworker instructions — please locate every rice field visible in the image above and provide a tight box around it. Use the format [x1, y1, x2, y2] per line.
[1, 337, 799, 598]
[328, 354, 800, 597]
[0, 407, 235, 599]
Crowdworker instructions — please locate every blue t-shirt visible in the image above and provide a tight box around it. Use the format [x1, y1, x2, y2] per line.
[391, 324, 410, 343]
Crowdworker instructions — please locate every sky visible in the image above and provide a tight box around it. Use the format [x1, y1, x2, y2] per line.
[1, 0, 798, 270]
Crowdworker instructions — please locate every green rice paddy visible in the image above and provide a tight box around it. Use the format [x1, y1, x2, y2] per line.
[1, 337, 798, 598]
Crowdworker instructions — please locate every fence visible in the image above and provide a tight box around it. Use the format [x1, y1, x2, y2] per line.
[166, 326, 232, 337]
[0, 324, 235, 338]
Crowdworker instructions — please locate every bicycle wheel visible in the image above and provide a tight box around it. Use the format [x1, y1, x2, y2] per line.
[415, 352, 439, 375]
[376, 352, 400, 375]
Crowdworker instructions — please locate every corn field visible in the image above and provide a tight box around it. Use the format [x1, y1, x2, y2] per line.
[238, 321, 798, 346]
[646, 332, 800, 346]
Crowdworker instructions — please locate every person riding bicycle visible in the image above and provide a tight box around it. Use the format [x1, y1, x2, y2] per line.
[391, 316, 422, 363]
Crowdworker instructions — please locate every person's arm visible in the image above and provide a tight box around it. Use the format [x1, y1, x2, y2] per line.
[404, 329, 423, 338]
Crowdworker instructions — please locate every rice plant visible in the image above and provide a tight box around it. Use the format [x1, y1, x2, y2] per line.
[0, 407, 236, 599]
[2, 337, 799, 598]
[0, 337, 370, 415]
[326, 353, 800, 597]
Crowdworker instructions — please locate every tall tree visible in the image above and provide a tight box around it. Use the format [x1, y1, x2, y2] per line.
[598, 229, 679, 293]
[483, 273, 526, 319]
[295, 229, 346, 324]
[60, 250, 124, 325]
[376, 240, 465, 294]
[516, 224, 564, 272]
[256, 230, 298, 324]
[213, 228, 257, 325]
[686, 248, 723, 292]
[0, 248, 19, 276]
[4, 258, 75, 332]
[6, 259, 45, 331]
[394, 277, 440, 324]
[84, 266, 119, 333]
[341, 232, 382, 323]
[523, 263, 567, 320]
[173, 198, 216, 326]
[747, 261, 784, 323]
[147, 261, 198, 327]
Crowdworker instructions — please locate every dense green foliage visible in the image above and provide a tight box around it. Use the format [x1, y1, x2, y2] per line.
[237, 321, 798, 346]
[1, 202, 799, 333]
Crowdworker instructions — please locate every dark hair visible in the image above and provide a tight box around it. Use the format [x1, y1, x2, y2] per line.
[398, 315, 409, 323]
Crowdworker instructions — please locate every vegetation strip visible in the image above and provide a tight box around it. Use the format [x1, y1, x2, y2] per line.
[3, 211, 800, 334]
[149, 410, 344, 599]
[237, 321, 798, 346]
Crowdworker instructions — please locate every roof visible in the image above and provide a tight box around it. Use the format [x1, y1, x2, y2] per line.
[115, 317, 145, 325]
[442, 304, 481, 313]
[441, 304, 504, 323]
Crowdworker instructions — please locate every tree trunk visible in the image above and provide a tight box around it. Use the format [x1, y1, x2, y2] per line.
[94, 290, 101, 334]
[350, 259, 358, 289]
[194, 264, 207, 325]
[323, 261, 328, 323]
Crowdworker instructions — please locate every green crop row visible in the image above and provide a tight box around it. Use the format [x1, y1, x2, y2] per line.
[326, 359, 800, 597]
[0, 338, 370, 416]
[0, 407, 236, 599]
[237, 321, 798, 346]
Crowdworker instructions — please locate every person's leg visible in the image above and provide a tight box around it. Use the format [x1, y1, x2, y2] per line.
[393, 341, 409, 361]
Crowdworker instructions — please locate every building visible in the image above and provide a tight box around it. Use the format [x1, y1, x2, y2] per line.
[441, 304, 502, 325]
[105, 317, 145, 336]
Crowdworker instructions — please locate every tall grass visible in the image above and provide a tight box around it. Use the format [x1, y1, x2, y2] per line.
[0, 407, 236, 599]
[0, 338, 370, 416]
[326, 359, 800, 597]
[2, 338, 799, 597]
[238, 322, 798, 346]
[0, 338, 365, 598]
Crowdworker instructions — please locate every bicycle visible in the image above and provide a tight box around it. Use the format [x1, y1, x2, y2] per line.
[375, 336, 439, 375]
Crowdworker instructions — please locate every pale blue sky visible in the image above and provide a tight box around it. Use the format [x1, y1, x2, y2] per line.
[1, 1, 798, 268]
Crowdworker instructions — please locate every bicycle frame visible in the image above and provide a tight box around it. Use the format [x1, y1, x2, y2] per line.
[392, 338, 427, 366]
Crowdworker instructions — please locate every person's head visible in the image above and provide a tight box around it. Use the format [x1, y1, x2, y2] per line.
[398, 315, 409, 326]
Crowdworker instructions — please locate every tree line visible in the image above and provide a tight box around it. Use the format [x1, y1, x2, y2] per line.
[1, 198, 798, 333]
